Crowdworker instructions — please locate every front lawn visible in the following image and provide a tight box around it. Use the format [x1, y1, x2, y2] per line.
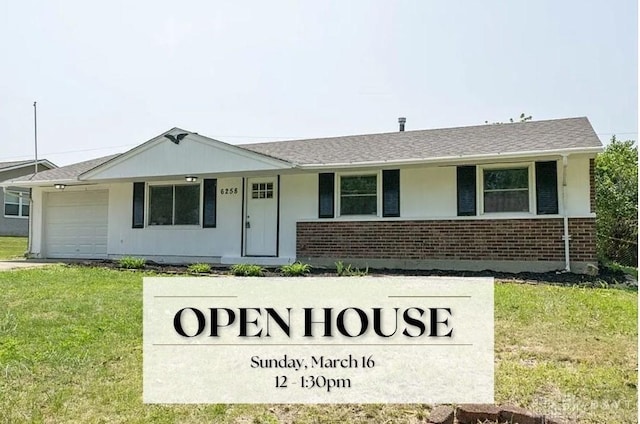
[0, 236, 27, 259]
[0, 266, 636, 423]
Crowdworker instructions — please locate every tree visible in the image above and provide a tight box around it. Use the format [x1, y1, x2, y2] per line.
[485, 113, 532, 125]
[595, 136, 638, 266]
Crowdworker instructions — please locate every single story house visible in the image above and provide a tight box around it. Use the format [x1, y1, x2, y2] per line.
[3, 117, 602, 273]
[0, 159, 56, 236]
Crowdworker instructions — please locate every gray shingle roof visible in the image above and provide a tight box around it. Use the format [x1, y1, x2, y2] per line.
[0, 160, 34, 170]
[8, 154, 120, 183]
[4, 117, 602, 184]
[0, 159, 56, 171]
[241, 117, 602, 165]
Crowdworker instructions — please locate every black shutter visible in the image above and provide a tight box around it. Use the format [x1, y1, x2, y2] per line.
[382, 169, 400, 217]
[457, 166, 476, 216]
[318, 173, 334, 218]
[132, 182, 145, 228]
[536, 161, 559, 215]
[203, 179, 217, 228]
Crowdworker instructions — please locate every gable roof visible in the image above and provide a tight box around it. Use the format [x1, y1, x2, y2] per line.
[79, 127, 295, 181]
[3, 116, 602, 186]
[0, 159, 57, 173]
[241, 117, 602, 166]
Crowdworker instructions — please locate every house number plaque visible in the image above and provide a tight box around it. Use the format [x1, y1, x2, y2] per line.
[220, 187, 239, 195]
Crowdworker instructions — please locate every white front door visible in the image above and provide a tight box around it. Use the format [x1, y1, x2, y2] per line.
[245, 177, 278, 256]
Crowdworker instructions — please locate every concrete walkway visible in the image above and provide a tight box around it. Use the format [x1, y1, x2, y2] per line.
[0, 259, 60, 271]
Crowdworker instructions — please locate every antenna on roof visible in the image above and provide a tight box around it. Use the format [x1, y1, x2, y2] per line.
[33, 101, 38, 177]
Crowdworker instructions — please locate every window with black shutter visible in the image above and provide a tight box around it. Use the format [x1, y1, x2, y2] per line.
[318, 173, 335, 218]
[483, 167, 529, 212]
[132, 182, 145, 228]
[382, 169, 400, 217]
[203, 179, 217, 227]
[535, 161, 558, 215]
[340, 175, 377, 215]
[457, 166, 476, 216]
[148, 185, 199, 225]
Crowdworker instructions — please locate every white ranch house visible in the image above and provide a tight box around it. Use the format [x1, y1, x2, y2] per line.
[4, 117, 602, 273]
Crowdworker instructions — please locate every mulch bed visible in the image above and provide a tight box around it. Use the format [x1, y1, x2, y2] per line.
[72, 260, 636, 289]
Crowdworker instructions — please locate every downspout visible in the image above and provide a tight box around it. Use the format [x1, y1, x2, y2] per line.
[561, 155, 571, 272]
[27, 188, 33, 257]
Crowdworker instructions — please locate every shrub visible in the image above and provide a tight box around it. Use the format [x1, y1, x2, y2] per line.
[335, 261, 368, 276]
[230, 264, 265, 277]
[280, 262, 311, 276]
[117, 256, 146, 269]
[188, 263, 212, 274]
[595, 136, 638, 266]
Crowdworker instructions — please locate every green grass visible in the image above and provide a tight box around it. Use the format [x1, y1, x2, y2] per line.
[0, 266, 637, 423]
[0, 236, 27, 259]
[495, 283, 637, 422]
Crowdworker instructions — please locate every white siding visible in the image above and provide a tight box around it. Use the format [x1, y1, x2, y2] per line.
[107, 177, 243, 259]
[401, 166, 457, 218]
[564, 154, 592, 216]
[29, 154, 594, 262]
[29, 187, 44, 257]
[279, 173, 317, 258]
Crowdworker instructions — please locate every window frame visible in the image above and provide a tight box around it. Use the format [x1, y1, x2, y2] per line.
[251, 182, 274, 199]
[478, 163, 535, 215]
[146, 182, 202, 227]
[337, 171, 381, 217]
[4, 191, 30, 219]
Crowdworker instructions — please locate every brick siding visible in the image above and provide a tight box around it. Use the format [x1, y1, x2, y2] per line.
[297, 218, 596, 263]
[569, 218, 597, 262]
[589, 158, 596, 213]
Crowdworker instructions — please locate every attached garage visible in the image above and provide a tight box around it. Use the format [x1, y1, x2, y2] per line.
[44, 190, 108, 258]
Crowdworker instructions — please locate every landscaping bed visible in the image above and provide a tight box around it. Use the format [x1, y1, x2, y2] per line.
[75, 258, 636, 288]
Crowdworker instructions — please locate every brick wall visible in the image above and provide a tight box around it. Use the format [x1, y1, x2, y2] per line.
[589, 158, 596, 213]
[569, 218, 597, 262]
[297, 218, 596, 263]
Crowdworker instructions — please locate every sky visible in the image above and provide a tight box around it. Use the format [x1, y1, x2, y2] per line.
[1, 1, 637, 167]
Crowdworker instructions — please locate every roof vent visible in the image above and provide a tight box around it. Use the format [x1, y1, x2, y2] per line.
[398, 117, 406, 132]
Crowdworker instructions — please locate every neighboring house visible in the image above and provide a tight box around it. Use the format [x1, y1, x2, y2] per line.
[3, 117, 602, 273]
[0, 159, 56, 236]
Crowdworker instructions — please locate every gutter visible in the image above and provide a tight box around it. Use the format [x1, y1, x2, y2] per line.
[27, 188, 33, 257]
[297, 146, 603, 170]
[0, 178, 76, 189]
[561, 155, 571, 272]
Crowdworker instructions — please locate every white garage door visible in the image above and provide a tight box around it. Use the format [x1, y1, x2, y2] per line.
[45, 190, 108, 258]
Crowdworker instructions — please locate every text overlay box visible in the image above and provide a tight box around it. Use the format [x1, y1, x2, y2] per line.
[143, 276, 494, 403]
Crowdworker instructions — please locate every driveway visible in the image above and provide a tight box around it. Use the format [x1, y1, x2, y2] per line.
[0, 260, 59, 271]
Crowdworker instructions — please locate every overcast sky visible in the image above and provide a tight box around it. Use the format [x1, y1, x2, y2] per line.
[1, 1, 637, 166]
